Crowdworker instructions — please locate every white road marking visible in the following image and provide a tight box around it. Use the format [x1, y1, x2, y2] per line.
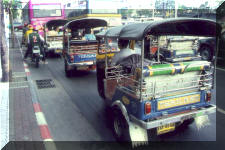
[25, 68, 30, 73]
[217, 107, 225, 115]
[44, 139, 53, 141]
[216, 67, 225, 72]
[35, 112, 47, 126]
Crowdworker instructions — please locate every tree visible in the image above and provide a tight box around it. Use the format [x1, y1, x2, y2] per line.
[136, 9, 152, 17]
[120, 9, 134, 18]
[3, 0, 22, 19]
[0, 0, 9, 82]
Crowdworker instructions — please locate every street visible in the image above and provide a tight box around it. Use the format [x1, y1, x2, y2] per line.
[0, 0, 224, 149]
[16, 31, 219, 143]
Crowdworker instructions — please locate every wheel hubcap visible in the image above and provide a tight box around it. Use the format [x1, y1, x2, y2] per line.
[114, 117, 122, 137]
[201, 47, 211, 60]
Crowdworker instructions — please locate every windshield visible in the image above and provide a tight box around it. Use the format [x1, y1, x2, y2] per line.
[32, 5, 62, 18]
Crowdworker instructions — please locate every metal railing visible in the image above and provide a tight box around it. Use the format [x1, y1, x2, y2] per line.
[105, 65, 213, 100]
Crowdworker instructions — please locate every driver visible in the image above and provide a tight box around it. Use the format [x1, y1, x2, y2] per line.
[21, 23, 28, 46]
[111, 39, 141, 74]
[82, 28, 96, 40]
[24, 27, 46, 62]
[111, 39, 141, 65]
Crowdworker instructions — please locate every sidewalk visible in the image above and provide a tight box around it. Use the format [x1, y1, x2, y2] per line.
[0, 21, 10, 149]
[1, 33, 44, 149]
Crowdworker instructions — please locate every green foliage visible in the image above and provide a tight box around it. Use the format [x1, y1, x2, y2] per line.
[120, 9, 134, 18]
[136, 9, 152, 17]
[3, 0, 22, 19]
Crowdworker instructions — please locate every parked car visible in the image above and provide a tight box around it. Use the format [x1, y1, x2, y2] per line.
[13, 22, 23, 31]
[198, 31, 225, 64]
[198, 37, 216, 61]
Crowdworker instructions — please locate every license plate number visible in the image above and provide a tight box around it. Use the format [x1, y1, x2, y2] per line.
[157, 123, 175, 135]
[158, 94, 200, 110]
[33, 50, 40, 53]
[55, 49, 61, 53]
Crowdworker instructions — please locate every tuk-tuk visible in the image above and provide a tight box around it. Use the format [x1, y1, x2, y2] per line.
[44, 19, 68, 55]
[63, 18, 107, 77]
[96, 18, 221, 145]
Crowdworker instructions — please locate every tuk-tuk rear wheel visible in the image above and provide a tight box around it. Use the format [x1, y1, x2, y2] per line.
[96, 62, 105, 99]
[35, 57, 39, 68]
[112, 108, 130, 141]
[65, 60, 72, 77]
[180, 118, 195, 127]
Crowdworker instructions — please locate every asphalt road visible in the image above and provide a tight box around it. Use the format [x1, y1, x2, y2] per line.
[16, 32, 225, 144]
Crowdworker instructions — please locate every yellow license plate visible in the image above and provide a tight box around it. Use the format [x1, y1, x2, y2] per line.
[158, 94, 200, 110]
[157, 123, 175, 135]
[77, 66, 88, 70]
[55, 49, 61, 53]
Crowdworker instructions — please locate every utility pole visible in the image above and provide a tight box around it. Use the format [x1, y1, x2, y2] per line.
[175, 0, 178, 18]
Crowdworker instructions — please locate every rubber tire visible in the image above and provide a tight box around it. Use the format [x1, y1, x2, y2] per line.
[96, 62, 106, 99]
[112, 108, 131, 142]
[65, 60, 72, 77]
[200, 45, 212, 61]
[35, 57, 39, 68]
[182, 118, 195, 126]
[178, 118, 195, 129]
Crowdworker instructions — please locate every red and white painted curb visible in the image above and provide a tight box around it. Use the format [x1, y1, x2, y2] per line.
[22, 58, 53, 142]
[16, 35, 54, 142]
[23, 60, 53, 142]
[23, 62, 31, 76]
[33, 103, 53, 141]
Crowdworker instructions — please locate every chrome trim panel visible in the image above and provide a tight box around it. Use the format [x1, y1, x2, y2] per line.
[112, 100, 130, 123]
[130, 105, 216, 129]
[67, 61, 96, 67]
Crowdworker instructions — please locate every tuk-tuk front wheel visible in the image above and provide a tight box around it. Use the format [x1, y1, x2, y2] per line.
[64, 60, 72, 77]
[112, 108, 130, 141]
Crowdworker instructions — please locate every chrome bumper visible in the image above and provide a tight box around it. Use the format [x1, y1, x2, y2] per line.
[67, 61, 96, 67]
[130, 105, 216, 130]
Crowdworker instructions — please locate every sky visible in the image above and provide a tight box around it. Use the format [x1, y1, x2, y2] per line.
[19, 0, 224, 9]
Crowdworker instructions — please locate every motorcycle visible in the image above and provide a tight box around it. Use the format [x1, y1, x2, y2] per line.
[31, 45, 42, 68]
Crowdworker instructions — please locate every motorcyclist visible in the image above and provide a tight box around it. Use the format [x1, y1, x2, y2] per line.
[21, 22, 28, 46]
[24, 25, 46, 62]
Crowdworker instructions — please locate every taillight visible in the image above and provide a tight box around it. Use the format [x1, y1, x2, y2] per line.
[145, 102, 151, 115]
[150, 47, 158, 55]
[206, 92, 211, 102]
[70, 54, 74, 62]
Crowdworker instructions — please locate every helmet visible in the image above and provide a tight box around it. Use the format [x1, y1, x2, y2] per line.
[28, 24, 33, 30]
[24, 22, 28, 26]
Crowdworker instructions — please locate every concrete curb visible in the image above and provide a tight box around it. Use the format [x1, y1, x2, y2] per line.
[0, 82, 9, 150]
[15, 34, 57, 150]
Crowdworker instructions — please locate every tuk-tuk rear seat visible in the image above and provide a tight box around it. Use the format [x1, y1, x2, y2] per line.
[69, 40, 99, 53]
[47, 36, 63, 41]
[70, 40, 98, 45]
[105, 75, 136, 100]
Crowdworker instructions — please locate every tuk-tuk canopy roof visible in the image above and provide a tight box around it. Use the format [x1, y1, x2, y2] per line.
[64, 18, 107, 31]
[45, 19, 68, 29]
[96, 18, 221, 40]
[96, 26, 124, 38]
